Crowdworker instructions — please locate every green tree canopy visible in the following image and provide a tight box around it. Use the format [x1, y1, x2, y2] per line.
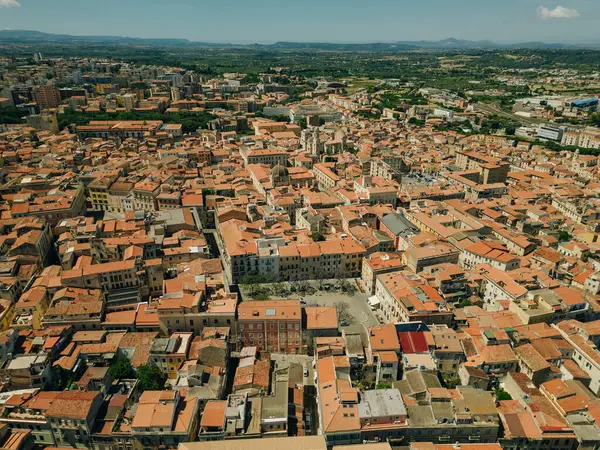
[136, 364, 165, 391]
[50, 366, 73, 390]
[109, 354, 134, 380]
[558, 230, 572, 242]
[0, 107, 27, 125]
[495, 388, 512, 401]
[310, 232, 325, 242]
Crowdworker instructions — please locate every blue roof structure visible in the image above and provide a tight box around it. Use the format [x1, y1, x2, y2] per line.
[571, 98, 598, 108]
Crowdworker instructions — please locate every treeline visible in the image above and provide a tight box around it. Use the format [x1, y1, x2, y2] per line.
[0, 107, 27, 125]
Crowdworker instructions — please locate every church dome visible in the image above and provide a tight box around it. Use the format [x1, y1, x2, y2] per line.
[271, 163, 289, 178]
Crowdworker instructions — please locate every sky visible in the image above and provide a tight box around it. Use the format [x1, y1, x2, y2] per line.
[0, 0, 599, 44]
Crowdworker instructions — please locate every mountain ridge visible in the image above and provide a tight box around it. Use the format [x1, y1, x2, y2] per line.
[0, 29, 592, 50]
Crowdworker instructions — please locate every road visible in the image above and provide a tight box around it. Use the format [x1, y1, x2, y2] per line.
[477, 101, 587, 131]
[476, 101, 545, 127]
[203, 229, 232, 290]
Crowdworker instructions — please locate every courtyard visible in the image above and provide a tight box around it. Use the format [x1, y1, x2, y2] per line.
[239, 278, 380, 338]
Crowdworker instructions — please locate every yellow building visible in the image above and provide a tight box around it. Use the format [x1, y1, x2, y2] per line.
[11, 287, 50, 330]
[95, 83, 114, 94]
[574, 231, 599, 244]
[0, 299, 15, 331]
[88, 176, 116, 212]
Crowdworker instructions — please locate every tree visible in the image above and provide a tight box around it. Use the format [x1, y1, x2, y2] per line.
[442, 374, 461, 389]
[495, 388, 512, 401]
[558, 230, 572, 242]
[254, 292, 271, 301]
[0, 107, 27, 125]
[109, 354, 134, 380]
[271, 282, 290, 298]
[50, 366, 73, 390]
[337, 301, 352, 324]
[310, 232, 325, 242]
[455, 299, 473, 309]
[296, 117, 308, 130]
[130, 82, 149, 90]
[136, 364, 165, 392]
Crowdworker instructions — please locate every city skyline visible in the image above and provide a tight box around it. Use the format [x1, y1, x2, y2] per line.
[0, 0, 598, 44]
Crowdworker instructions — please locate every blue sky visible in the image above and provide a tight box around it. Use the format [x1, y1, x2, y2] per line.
[0, 0, 598, 44]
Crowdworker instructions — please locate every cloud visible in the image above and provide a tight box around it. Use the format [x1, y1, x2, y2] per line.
[537, 5, 580, 20]
[0, 0, 20, 7]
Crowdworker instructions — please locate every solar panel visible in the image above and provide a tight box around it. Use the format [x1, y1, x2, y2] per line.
[265, 309, 276, 316]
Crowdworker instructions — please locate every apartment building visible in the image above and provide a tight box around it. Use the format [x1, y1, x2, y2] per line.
[33, 85, 61, 109]
[500, 372, 580, 450]
[75, 120, 164, 140]
[551, 197, 599, 225]
[374, 272, 452, 326]
[61, 259, 155, 309]
[88, 176, 116, 212]
[555, 321, 600, 395]
[0, 391, 61, 447]
[133, 179, 160, 212]
[0, 354, 52, 389]
[42, 287, 104, 331]
[459, 240, 520, 271]
[28, 185, 86, 227]
[157, 281, 237, 336]
[237, 300, 302, 354]
[406, 243, 459, 273]
[491, 228, 535, 256]
[11, 287, 50, 330]
[429, 325, 466, 374]
[149, 332, 192, 379]
[240, 147, 288, 167]
[221, 219, 365, 283]
[45, 391, 103, 448]
[313, 163, 341, 190]
[361, 253, 404, 295]
[126, 390, 200, 448]
[107, 179, 135, 213]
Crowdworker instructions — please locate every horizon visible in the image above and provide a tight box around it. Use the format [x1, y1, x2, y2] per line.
[0, 0, 598, 45]
[0, 29, 596, 47]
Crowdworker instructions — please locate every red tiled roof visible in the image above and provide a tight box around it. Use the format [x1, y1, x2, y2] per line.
[398, 331, 429, 354]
